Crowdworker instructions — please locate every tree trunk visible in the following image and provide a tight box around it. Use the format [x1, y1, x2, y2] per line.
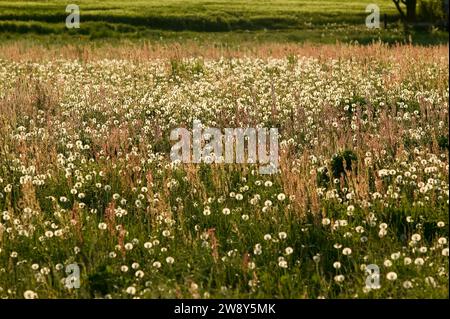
[406, 0, 417, 23]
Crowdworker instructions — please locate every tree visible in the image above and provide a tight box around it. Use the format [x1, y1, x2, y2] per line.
[393, 0, 417, 23]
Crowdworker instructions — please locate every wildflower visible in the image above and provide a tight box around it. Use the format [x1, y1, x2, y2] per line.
[334, 275, 345, 283]
[126, 286, 136, 295]
[342, 248, 352, 256]
[144, 242, 153, 249]
[153, 261, 161, 268]
[285, 247, 293, 255]
[277, 193, 286, 201]
[166, 257, 175, 264]
[278, 232, 287, 240]
[414, 258, 425, 266]
[162, 230, 170, 237]
[24, 290, 38, 299]
[333, 261, 341, 269]
[403, 281, 413, 289]
[386, 272, 397, 281]
[222, 208, 231, 215]
[98, 222, 107, 230]
[391, 252, 401, 260]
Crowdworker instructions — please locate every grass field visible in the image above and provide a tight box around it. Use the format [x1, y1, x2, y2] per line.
[0, 0, 448, 301]
[0, 43, 448, 299]
[0, 0, 448, 44]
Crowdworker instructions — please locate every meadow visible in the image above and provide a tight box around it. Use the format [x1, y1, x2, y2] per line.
[0, 0, 448, 44]
[0, 42, 448, 299]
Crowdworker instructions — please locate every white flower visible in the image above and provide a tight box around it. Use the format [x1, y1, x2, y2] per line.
[153, 261, 162, 268]
[126, 286, 136, 295]
[285, 247, 293, 255]
[438, 237, 447, 245]
[278, 260, 288, 268]
[278, 232, 287, 240]
[132, 262, 139, 269]
[277, 193, 286, 201]
[135, 270, 144, 278]
[414, 258, 424, 266]
[98, 222, 107, 230]
[222, 208, 231, 215]
[333, 261, 341, 269]
[411, 234, 421, 242]
[386, 272, 397, 281]
[404, 257, 412, 265]
[442, 248, 449, 257]
[263, 234, 272, 241]
[334, 275, 345, 283]
[403, 281, 413, 289]
[384, 260, 392, 267]
[121, 265, 129, 272]
[391, 252, 401, 260]
[24, 290, 38, 299]
[166, 257, 175, 264]
[144, 242, 153, 249]
[342, 248, 352, 256]
[162, 230, 170, 237]
[322, 218, 331, 226]
[124, 243, 133, 250]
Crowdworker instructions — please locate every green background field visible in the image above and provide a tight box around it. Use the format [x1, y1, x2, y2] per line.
[0, 1, 448, 45]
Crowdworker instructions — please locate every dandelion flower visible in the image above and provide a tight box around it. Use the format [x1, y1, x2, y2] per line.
[24, 290, 38, 299]
[126, 286, 136, 295]
[342, 248, 352, 256]
[386, 272, 397, 281]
